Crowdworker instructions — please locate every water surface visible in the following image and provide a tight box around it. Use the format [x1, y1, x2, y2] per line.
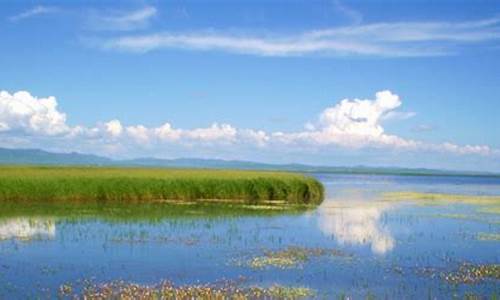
[0, 174, 499, 298]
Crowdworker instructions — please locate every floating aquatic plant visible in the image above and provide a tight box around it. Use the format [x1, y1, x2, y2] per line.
[477, 233, 500, 241]
[243, 246, 350, 269]
[383, 192, 500, 206]
[442, 263, 500, 284]
[77, 280, 314, 299]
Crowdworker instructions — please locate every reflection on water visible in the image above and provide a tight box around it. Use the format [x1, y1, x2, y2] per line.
[0, 174, 499, 298]
[318, 201, 394, 254]
[0, 217, 55, 241]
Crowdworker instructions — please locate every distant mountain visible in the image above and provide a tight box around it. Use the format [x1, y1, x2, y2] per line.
[0, 148, 112, 165]
[0, 147, 498, 177]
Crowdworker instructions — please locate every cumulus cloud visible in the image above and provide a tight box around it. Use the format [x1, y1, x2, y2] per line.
[184, 123, 237, 142]
[104, 119, 123, 138]
[98, 16, 500, 57]
[123, 122, 237, 144]
[274, 90, 419, 149]
[153, 123, 182, 141]
[86, 6, 157, 31]
[0, 91, 69, 135]
[0, 89, 496, 161]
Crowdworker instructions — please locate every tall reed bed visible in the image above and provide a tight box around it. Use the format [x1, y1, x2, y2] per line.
[0, 166, 324, 205]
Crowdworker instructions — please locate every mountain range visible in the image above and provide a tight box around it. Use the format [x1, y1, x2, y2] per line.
[0, 147, 498, 177]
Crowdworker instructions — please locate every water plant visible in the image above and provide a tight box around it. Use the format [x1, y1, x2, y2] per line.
[243, 246, 349, 269]
[76, 280, 314, 299]
[477, 233, 500, 241]
[383, 192, 500, 217]
[442, 263, 500, 284]
[0, 166, 324, 206]
[425, 213, 500, 225]
[383, 192, 500, 206]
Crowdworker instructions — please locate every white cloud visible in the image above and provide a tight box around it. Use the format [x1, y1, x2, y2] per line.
[153, 122, 182, 141]
[125, 125, 150, 143]
[98, 17, 500, 57]
[239, 129, 270, 147]
[0, 90, 69, 135]
[381, 111, 416, 121]
[434, 142, 492, 156]
[184, 123, 237, 142]
[274, 90, 419, 149]
[332, 0, 363, 25]
[0, 89, 496, 162]
[86, 6, 157, 31]
[105, 119, 123, 138]
[412, 124, 435, 132]
[8, 5, 60, 22]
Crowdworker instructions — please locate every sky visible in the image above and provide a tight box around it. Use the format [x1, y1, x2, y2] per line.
[1, 0, 500, 172]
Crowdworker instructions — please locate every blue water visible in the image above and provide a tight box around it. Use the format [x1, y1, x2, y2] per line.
[0, 174, 499, 298]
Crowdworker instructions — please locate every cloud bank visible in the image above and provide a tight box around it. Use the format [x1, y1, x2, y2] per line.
[0, 89, 496, 161]
[99, 17, 500, 57]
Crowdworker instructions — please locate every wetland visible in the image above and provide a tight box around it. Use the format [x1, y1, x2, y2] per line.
[0, 172, 499, 298]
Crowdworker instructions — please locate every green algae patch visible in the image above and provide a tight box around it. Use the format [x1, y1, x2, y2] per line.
[424, 213, 500, 225]
[383, 192, 500, 206]
[77, 280, 314, 299]
[241, 246, 350, 269]
[477, 233, 500, 241]
[0, 166, 324, 207]
[478, 206, 500, 215]
[383, 192, 500, 217]
[442, 263, 500, 284]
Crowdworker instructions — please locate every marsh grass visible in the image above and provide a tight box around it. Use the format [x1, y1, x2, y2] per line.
[0, 166, 324, 206]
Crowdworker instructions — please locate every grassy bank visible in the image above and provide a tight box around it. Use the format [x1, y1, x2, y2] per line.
[0, 166, 324, 206]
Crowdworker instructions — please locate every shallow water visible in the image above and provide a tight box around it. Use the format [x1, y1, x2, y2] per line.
[0, 174, 499, 298]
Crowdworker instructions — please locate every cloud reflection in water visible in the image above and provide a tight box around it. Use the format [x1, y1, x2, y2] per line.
[0, 218, 56, 241]
[317, 192, 395, 254]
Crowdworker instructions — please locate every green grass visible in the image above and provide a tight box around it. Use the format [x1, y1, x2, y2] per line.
[0, 166, 324, 207]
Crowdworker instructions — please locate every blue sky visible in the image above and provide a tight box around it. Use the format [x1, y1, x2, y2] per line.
[1, 0, 500, 171]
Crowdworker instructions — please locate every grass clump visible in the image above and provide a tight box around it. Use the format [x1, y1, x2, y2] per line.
[78, 280, 314, 299]
[0, 166, 324, 206]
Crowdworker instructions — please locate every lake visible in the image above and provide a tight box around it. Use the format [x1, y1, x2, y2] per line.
[0, 173, 499, 298]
